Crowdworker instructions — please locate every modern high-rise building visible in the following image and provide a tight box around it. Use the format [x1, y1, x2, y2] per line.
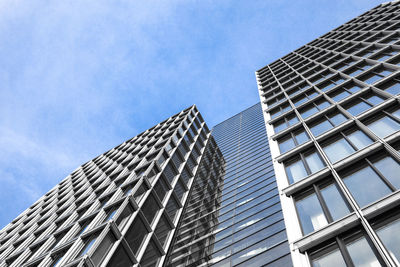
[256, 1, 400, 266]
[1, 1, 400, 267]
[165, 103, 292, 267]
[0, 105, 213, 267]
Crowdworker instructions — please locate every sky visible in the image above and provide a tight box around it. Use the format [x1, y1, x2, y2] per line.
[0, 0, 386, 228]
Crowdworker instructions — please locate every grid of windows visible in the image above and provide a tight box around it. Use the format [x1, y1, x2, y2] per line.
[257, 2, 400, 266]
[0, 106, 210, 267]
[165, 104, 292, 267]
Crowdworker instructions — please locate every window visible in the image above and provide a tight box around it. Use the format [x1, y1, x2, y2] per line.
[312, 247, 346, 267]
[270, 103, 292, 119]
[125, 216, 148, 255]
[347, 236, 381, 266]
[310, 232, 384, 267]
[299, 99, 331, 119]
[278, 128, 310, 154]
[292, 89, 319, 107]
[308, 110, 348, 137]
[103, 207, 118, 222]
[142, 194, 159, 225]
[359, 67, 394, 84]
[340, 153, 400, 207]
[343, 61, 372, 77]
[286, 82, 310, 97]
[285, 149, 326, 184]
[327, 82, 364, 103]
[371, 47, 399, 61]
[273, 113, 299, 133]
[356, 45, 381, 58]
[317, 75, 347, 92]
[375, 217, 400, 263]
[321, 129, 373, 163]
[377, 76, 400, 95]
[295, 181, 351, 235]
[344, 93, 385, 116]
[78, 235, 97, 257]
[364, 111, 400, 138]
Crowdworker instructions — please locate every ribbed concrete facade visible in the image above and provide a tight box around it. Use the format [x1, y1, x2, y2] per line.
[0, 105, 211, 267]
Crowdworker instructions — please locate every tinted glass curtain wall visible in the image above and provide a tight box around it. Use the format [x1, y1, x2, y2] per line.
[165, 103, 293, 267]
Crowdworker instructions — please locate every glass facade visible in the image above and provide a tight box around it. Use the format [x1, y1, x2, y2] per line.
[165, 103, 292, 267]
[257, 2, 400, 266]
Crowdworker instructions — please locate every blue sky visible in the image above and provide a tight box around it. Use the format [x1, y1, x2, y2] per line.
[0, 0, 385, 228]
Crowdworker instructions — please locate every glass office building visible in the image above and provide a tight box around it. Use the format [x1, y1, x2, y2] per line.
[257, 1, 400, 266]
[165, 103, 292, 267]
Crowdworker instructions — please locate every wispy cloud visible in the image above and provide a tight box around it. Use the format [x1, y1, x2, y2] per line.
[0, 0, 384, 227]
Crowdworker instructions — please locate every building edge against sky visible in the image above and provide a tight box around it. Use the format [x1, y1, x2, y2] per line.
[256, 1, 400, 266]
[2, 1, 400, 267]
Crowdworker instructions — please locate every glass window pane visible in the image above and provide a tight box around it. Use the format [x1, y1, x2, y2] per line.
[346, 236, 381, 267]
[331, 90, 351, 102]
[346, 101, 371, 116]
[312, 248, 347, 267]
[342, 166, 392, 207]
[296, 193, 328, 235]
[79, 237, 97, 257]
[295, 131, 309, 145]
[287, 115, 299, 126]
[376, 218, 400, 264]
[364, 74, 382, 84]
[373, 157, 400, 188]
[274, 121, 286, 133]
[317, 101, 330, 110]
[367, 116, 400, 138]
[366, 95, 384, 105]
[393, 109, 400, 120]
[345, 84, 362, 93]
[323, 138, 355, 163]
[320, 183, 351, 221]
[305, 152, 325, 173]
[301, 106, 319, 118]
[310, 120, 333, 137]
[329, 113, 347, 126]
[285, 159, 307, 184]
[346, 130, 373, 150]
[279, 138, 295, 154]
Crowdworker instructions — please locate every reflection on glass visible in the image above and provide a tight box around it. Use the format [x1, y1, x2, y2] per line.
[376, 218, 400, 265]
[346, 236, 381, 267]
[329, 113, 347, 126]
[310, 120, 332, 137]
[312, 248, 346, 267]
[367, 116, 400, 138]
[346, 101, 371, 116]
[295, 131, 309, 145]
[347, 130, 373, 149]
[342, 166, 391, 207]
[305, 152, 325, 173]
[286, 159, 307, 183]
[320, 183, 351, 220]
[279, 137, 295, 154]
[373, 156, 400, 188]
[296, 194, 328, 235]
[323, 138, 355, 163]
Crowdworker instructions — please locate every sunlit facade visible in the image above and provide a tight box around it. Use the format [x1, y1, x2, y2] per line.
[257, 1, 400, 266]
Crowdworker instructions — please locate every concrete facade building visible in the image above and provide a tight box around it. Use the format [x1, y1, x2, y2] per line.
[257, 1, 400, 266]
